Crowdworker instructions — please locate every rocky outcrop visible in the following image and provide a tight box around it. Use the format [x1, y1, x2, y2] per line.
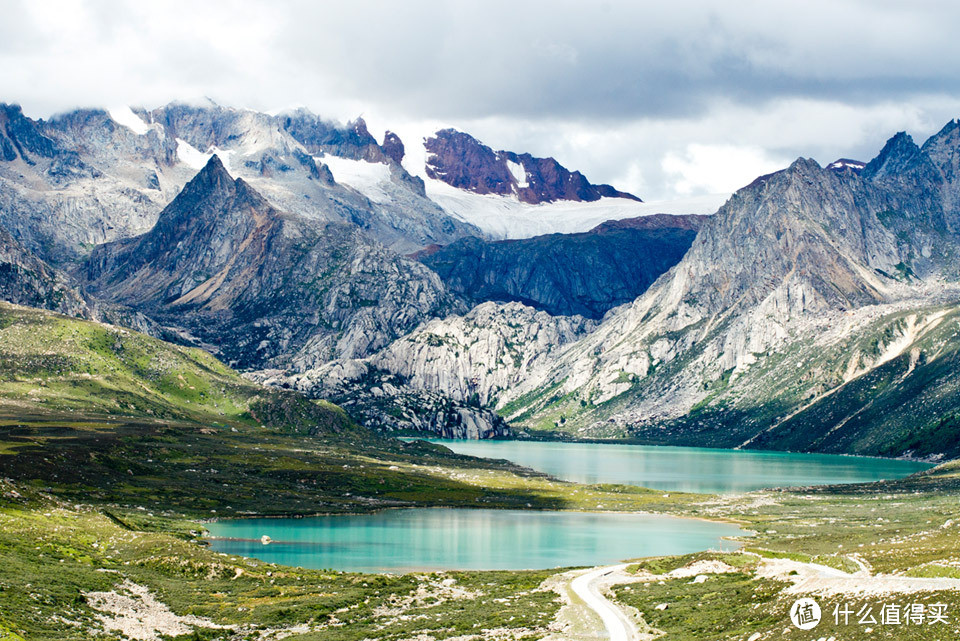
[278, 111, 386, 162]
[255, 300, 594, 437]
[255, 363, 511, 439]
[372, 301, 596, 407]
[424, 128, 641, 204]
[381, 131, 405, 165]
[417, 214, 705, 318]
[85, 155, 462, 369]
[0, 104, 61, 163]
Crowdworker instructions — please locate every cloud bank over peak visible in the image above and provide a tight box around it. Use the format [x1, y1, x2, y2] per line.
[4, 0, 960, 199]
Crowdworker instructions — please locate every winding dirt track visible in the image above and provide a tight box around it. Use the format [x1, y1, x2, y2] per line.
[569, 564, 639, 641]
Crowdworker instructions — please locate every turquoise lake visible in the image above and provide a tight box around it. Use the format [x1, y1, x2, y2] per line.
[424, 439, 932, 494]
[205, 508, 745, 572]
[206, 441, 930, 571]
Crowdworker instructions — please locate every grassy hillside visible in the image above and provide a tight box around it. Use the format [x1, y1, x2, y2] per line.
[0, 302, 696, 517]
[0, 303, 705, 640]
[4, 303, 958, 641]
[0, 301, 336, 430]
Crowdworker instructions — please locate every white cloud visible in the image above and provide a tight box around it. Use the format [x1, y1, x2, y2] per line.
[662, 144, 787, 196]
[3, 1, 960, 200]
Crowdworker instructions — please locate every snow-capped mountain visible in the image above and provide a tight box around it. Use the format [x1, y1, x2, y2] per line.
[322, 123, 728, 239]
[8, 97, 960, 458]
[422, 128, 640, 204]
[0, 101, 478, 263]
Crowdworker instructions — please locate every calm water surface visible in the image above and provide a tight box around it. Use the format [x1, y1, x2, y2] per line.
[206, 508, 745, 572]
[423, 439, 932, 494]
[207, 441, 929, 572]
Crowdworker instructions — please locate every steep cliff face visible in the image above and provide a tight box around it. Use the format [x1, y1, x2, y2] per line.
[0, 225, 93, 318]
[424, 128, 641, 204]
[417, 214, 705, 318]
[85, 156, 462, 369]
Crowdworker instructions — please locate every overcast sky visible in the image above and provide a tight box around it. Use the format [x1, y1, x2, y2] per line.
[4, 0, 960, 200]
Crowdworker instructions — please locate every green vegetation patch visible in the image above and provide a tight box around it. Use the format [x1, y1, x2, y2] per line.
[614, 572, 788, 641]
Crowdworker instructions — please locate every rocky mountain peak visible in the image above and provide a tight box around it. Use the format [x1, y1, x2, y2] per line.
[85, 152, 275, 296]
[0, 102, 60, 162]
[786, 156, 822, 173]
[862, 131, 924, 181]
[190, 152, 230, 185]
[163, 153, 256, 221]
[349, 117, 372, 140]
[281, 109, 386, 162]
[381, 130, 405, 164]
[424, 128, 641, 204]
[920, 118, 960, 178]
[84, 157, 461, 368]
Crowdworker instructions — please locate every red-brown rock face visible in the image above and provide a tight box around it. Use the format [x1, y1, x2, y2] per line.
[424, 129, 641, 204]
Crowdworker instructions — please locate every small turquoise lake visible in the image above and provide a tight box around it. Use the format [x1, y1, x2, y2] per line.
[424, 439, 932, 494]
[205, 508, 745, 572]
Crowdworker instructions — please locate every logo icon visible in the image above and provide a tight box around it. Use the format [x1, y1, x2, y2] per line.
[790, 598, 821, 630]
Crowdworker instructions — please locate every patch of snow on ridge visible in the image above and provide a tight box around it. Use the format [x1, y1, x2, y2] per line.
[827, 159, 866, 171]
[506, 159, 528, 188]
[176, 140, 236, 177]
[425, 176, 728, 239]
[108, 106, 150, 135]
[320, 156, 393, 203]
[176, 139, 211, 170]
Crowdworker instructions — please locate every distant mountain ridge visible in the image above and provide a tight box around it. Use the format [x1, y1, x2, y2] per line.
[0, 101, 479, 265]
[16, 97, 960, 458]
